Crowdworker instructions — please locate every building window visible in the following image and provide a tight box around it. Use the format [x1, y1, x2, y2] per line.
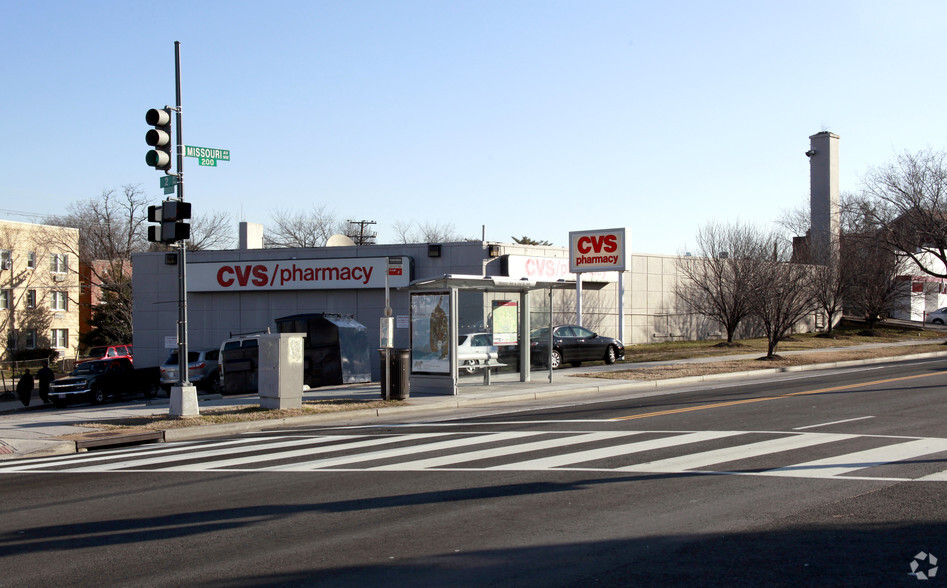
[1, 249, 10, 270]
[0, 289, 9, 310]
[50, 253, 69, 274]
[27, 251, 36, 269]
[26, 289, 36, 309]
[51, 329, 68, 349]
[51, 291, 68, 311]
[25, 329, 37, 349]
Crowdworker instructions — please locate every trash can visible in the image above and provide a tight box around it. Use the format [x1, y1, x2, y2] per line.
[378, 348, 410, 400]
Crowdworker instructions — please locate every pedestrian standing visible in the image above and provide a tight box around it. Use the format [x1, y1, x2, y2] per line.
[37, 364, 55, 405]
[16, 369, 34, 407]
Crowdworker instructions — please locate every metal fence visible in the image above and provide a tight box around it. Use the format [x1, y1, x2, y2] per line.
[0, 358, 71, 394]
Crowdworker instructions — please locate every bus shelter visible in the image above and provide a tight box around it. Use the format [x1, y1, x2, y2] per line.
[406, 274, 575, 395]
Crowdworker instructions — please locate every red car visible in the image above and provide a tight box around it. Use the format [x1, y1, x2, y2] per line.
[77, 344, 133, 365]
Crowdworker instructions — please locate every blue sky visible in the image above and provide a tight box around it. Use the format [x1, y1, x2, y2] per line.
[3, 1, 947, 254]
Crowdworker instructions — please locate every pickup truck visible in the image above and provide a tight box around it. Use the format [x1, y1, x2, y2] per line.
[49, 357, 156, 408]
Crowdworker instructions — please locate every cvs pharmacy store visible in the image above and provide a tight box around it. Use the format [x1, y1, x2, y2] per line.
[132, 234, 684, 380]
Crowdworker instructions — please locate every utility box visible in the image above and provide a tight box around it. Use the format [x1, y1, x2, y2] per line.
[258, 332, 306, 410]
[275, 313, 372, 388]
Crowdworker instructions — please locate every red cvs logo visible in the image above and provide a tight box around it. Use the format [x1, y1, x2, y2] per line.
[217, 265, 268, 287]
[577, 234, 618, 254]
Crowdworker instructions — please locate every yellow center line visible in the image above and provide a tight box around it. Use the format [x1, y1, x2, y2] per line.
[613, 371, 941, 421]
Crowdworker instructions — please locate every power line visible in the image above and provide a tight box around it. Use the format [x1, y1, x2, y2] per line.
[0, 208, 48, 221]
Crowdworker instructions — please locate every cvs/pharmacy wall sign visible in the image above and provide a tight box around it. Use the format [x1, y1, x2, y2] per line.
[568, 228, 628, 273]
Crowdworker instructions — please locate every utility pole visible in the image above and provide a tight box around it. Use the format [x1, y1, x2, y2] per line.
[346, 220, 377, 245]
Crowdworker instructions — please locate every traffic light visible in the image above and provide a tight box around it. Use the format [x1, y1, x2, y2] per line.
[145, 107, 173, 171]
[148, 200, 192, 244]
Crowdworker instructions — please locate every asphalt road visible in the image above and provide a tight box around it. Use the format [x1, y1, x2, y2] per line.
[1, 357, 946, 587]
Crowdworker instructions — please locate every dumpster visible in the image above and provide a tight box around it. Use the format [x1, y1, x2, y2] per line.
[220, 337, 260, 395]
[275, 313, 372, 388]
[378, 348, 410, 400]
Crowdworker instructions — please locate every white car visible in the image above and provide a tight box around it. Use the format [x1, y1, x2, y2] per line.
[926, 307, 947, 325]
[457, 333, 498, 374]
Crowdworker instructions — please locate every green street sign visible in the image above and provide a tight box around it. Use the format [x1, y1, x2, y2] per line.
[163, 186, 175, 195]
[185, 145, 230, 167]
[159, 176, 176, 188]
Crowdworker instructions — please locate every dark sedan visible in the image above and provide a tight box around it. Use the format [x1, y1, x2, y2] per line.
[530, 325, 625, 369]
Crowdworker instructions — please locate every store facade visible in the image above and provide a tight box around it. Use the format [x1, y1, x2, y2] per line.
[132, 238, 698, 379]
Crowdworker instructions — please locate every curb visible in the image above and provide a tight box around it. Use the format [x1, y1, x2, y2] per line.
[142, 348, 947, 445]
[6, 348, 947, 458]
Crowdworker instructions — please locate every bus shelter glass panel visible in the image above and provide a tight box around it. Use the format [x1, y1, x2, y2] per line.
[410, 292, 450, 374]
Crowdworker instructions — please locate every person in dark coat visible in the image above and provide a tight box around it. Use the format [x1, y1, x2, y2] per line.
[36, 365, 55, 404]
[16, 369, 34, 407]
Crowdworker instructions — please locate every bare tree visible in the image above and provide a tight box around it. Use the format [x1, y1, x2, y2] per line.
[266, 205, 341, 248]
[188, 211, 234, 251]
[862, 149, 947, 277]
[43, 186, 149, 344]
[675, 222, 758, 343]
[807, 239, 846, 334]
[840, 231, 906, 329]
[745, 234, 818, 358]
[390, 219, 465, 244]
[44, 185, 233, 345]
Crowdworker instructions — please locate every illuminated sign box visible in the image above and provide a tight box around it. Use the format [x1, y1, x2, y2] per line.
[568, 228, 628, 273]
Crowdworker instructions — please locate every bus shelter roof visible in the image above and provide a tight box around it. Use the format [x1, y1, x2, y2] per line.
[407, 274, 576, 292]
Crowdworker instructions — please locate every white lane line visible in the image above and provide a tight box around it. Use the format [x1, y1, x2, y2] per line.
[491, 431, 746, 471]
[916, 470, 947, 481]
[760, 438, 947, 478]
[371, 431, 645, 471]
[793, 416, 875, 430]
[618, 432, 855, 473]
[261, 432, 546, 471]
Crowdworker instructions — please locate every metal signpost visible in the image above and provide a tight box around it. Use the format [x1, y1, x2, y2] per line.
[144, 42, 232, 417]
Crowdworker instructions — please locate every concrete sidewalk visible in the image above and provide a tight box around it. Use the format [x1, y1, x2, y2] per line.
[3, 339, 946, 461]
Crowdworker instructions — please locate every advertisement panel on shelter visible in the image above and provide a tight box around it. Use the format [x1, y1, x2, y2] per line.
[410, 292, 451, 373]
[568, 228, 627, 273]
[491, 300, 518, 345]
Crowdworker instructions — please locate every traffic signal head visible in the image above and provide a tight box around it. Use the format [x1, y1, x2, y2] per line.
[145, 107, 173, 171]
[147, 200, 191, 244]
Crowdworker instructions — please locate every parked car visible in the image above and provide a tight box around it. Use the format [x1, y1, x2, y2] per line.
[49, 357, 152, 408]
[926, 308, 947, 325]
[457, 333, 499, 374]
[160, 348, 221, 392]
[77, 344, 133, 365]
[530, 325, 625, 369]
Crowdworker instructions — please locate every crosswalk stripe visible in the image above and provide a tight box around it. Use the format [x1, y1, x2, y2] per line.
[617, 432, 855, 473]
[59, 435, 371, 473]
[370, 431, 646, 470]
[259, 432, 548, 471]
[3, 429, 946, 482]
[916, 470, 947, 481]
[158, 433, 462, 472]
[0, 437, 295, 472]
[757, 438, 947, 478]
[488, 431, 745, 471]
